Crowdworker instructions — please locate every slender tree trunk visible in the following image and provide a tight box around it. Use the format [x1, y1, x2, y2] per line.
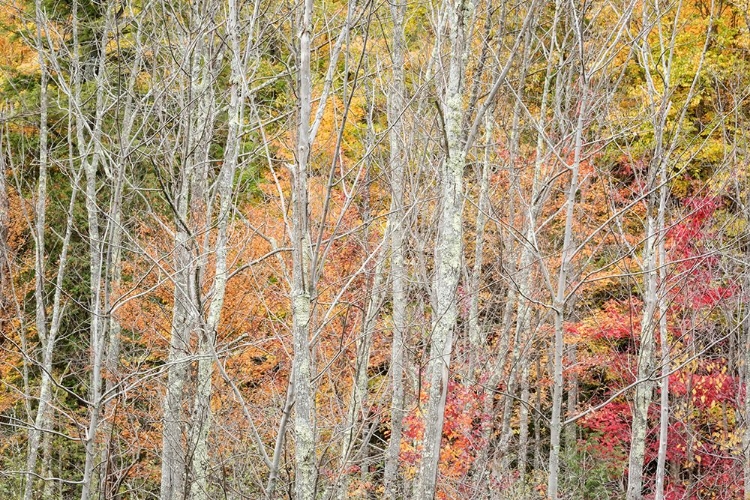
[0, 121, 9, 307]
[98, 27, 144, 496]
[265, 380, 294, 498]
[292, 0, 316, 496]
[564, 344, 578, 449]
[548, 88, 587, 500]
[534, 352, 543, 471]
[77, 3, 117, 494]
[464, 96, 506, 490]
[41, 419, 53, 500]
[626, 174, 660, 500]
[414, 1, 470, 497]
[24, 175, 79, 500]
[24, 2, 49, 496]
[156, 18, 197, 498]
[383, 1, 407, 497]
[188, 2, 244, 496]
[654, 167, 669, 499]
[160, 7, 220, 497]
[496, 41, 533, 476]
[518, 359, 531, 477]
[628, 6, 674, 493]
[336, 237, 387, 500]
[334, 77, 388, 500]
[467, 112, 492, 375]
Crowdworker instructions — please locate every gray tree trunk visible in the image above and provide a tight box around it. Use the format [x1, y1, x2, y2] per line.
[383, 2, 407, 497]
[24, 3, 49, 497]
[187, 1, 247, 496]
[654, 170, 669, 500]
[292, 0, 317, 497]
[414, 1, 470, 497]
[548, 88, 587, 500]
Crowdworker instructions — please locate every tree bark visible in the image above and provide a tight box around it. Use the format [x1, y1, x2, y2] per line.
[383, 0, 407, 495]
[654, 166, 669, 499]
[548, 86, 587, 500]
[24, 2, 49, 496]
[414, 1, 470, 497]
[292, 0, 317, 497]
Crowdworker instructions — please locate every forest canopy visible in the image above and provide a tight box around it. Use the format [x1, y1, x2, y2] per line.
[0, 0, 749, 499]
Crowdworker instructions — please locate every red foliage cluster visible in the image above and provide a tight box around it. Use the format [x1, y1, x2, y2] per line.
[568, 195, 744, 499]
[401, 380, 490, 497]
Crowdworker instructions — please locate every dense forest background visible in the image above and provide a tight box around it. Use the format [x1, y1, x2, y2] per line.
[1, 0, 749, 498]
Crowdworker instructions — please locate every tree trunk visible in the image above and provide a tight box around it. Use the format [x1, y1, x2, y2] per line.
[76, 3, 116, 495]
[336, 236, 387, 500]
[187, 2, 244, 496]
[383, 1, 407, 497]
[24, 3, 49, 496]
[654, 133, 670, 500]
[0, 119, 9, 307]
[414, 1, 469, 497]
[625, 167, 660, 500]
[292, 0, 316, 497]
[548, 88, 587, 500]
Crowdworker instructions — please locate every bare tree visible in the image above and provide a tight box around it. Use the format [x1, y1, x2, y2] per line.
[627, 2, 711, 497]
[290, 0, 316, 496]
[383, 0, 408, 496]
[414, 0, 471, 496]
